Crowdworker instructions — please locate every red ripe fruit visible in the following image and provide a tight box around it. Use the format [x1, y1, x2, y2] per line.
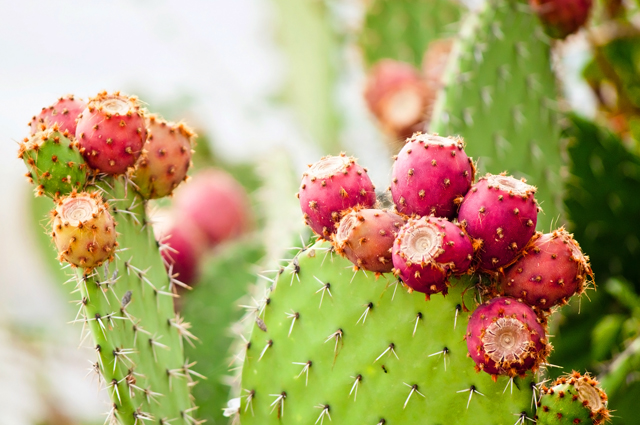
[466, 297, 550, 377]
[158, 219, 207, 287]
[529, 0, 592, 39]
[298, 154, 376, 238]
[173, 169, 251, 246]
[364, 60, 429, 141]
[29, 94, 86, 135]
[391, 133, 475, 219]
[458, 174, 538, 272]
[333, 209, 405, 273]
[391, 216, 474, 299]
[76, 91, 147, 175]
[501, 228, 593, 309]
[133, 115, 195, 199]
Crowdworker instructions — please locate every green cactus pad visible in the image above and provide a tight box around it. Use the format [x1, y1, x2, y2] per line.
[238, 241, 535, 424]
[19, 128, 88, 198]
[536, 373, 610, 425]
[359, 0, 463, 67]
[429, 0, 563, 231]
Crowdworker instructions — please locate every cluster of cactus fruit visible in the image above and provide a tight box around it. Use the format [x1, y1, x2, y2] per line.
[236, 132, 610, 424]
[19, 92, 202, 424]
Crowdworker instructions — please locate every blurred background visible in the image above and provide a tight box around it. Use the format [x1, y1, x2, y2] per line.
[2, 0, 640, 424]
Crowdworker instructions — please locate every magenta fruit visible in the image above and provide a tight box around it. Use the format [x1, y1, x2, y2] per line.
[501, 228, 593, 309]
[159, 219, 207, 287]
[133, 115, 195, 199]
[392, 216, 473, 298]
[75, 91, 147, 175]
[333, 208, 405, 273]
[29, 94, 86, 135]
[391, 133, 475, 219]
[466, 297, 550, 377]
[51, 192, 117, 269]
[173, 169, 251, 246]
[529, 0, 592, 39]
[458, 174, 538, 271]
[298, 154, 376, 238]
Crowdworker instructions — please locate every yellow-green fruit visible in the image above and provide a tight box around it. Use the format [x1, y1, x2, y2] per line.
[51, 192, 117, 269]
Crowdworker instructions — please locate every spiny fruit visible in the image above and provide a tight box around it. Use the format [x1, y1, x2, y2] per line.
[536, 372, 610, 425]
[76, 91, 147, 175]
[18, 126, 88, 198]
[298, 154, 376, 238]
[29, 94, 86, 135]
[501, 228, 593, 309]
[133, 114, 195, 199]
[51, 191, 117, 269]
[333, 208, 405, 273]
[458, 174, 538, 272]
[392, 216, 474, 298]
[466, 296, 550, 378]
[364, 59, 429, 142]
[529, 0, 592, 39]
[391, 133, 475, 219]
[173, 169, 251, 246]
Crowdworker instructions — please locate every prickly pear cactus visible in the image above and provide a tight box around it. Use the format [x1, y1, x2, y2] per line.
[238, 244, 535, 424]
[429, 0, 564, 230]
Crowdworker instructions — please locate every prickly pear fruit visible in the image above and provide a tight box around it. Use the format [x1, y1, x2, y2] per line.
[364, 60, 428, 141]
[392, 216, 473, 298]
[391, 133, 475, 219]
[298, 154, 376, 238]
[158, 219, 207, 287]
[29, 94, 86, 135]
[529, 0, 592, 39]
[334, 208, 405, 273]
[466, 296, 550, 377]
[133, 115, 195, 199]
[174, 169, 251, 246]
[501, 228, 593, 309]
[536, 372, 610, 425]
[75, 91, 147, 175]
[465, 297, 551, 377]
[51, 192, 117, 269]
[458, 174, 538, 271]
[18, 127, 88, 198]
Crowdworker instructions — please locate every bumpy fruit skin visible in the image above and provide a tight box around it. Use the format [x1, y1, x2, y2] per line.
[392, 216, 473, 298]
[536, 372, 610, 425]
[174, 169, 251, 246]
[133, 115, 195, 199]
[75, 91, 147, 175]
[29, 95, 86, 135]
[18, 127, 88, 198]
[364, 59, 429, 141]
[529, 0, 592, 39]
[458, 174, 538, 271]
[298, 154, 376, 238]
[466, 297, 550, 377]
[391, 133, 475, 219]
[333, 208, 405, 273]
[501, 228, 592, 309]
[159, 219, 207, 287]
[51, 192, 117, 269]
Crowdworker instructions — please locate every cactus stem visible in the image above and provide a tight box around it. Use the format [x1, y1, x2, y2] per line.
[269, 392, 286, 418]
[349, 375, 362, 401]
[314, 277, 333, 307]
[457, 385, 485, 409]
[428, 347, 450, 371]
[293, 361, 312, 386]
[402, 383, 426, 409]
[285, 311, 299, 337]
[503, 376, 515, 394]
[374, 343, 399, 363]
[356, 303, 373, 325]
[314, 404, 331, 424]
[258, 340, 273, 361]
[412, 312, 423, 336]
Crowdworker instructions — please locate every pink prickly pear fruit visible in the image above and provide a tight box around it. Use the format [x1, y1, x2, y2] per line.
[364, 59, 429, 141]
[158, 219, 207, 288]
[465, 296, 550, 378]
[392, 216, 473, 299]
[391, 133, 475, 219]
[75, 91, 147, 175]
[51, 191, 117, 269]
[133, 115, 196, 199]
[298, 154, 376, 238]
[29, 94, 86, 135]
[501, 228, 593, 309]
[529, 0, 592, 39]
[458, 174, 539, 272]
[333, 208, 405, 273]
[173, 169, 251, 246]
